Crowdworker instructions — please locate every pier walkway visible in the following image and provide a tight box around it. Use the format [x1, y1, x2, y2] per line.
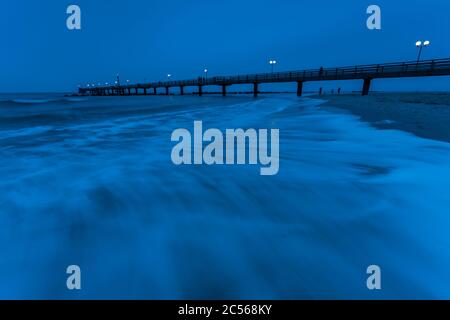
[79, 58, 450, 97]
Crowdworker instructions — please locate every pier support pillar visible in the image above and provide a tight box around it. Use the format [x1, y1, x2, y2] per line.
[253, 83, 259, 98]
[135, 88, 139, 95]
[222, 85, 227, 97]
[165, 87, 169, 95]
[180, 86, 184, 95]
[127, 88, 131, 95]
[198, 85, 203, 96]
[144, 88, 147, 95]
[153, 88, 157, 95]
[362, 78, 372, 96]
[319, 87, 323, 96]
[296, 81, 304, 97]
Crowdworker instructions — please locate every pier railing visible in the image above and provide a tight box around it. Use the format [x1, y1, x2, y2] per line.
[80, 58, 450, 96]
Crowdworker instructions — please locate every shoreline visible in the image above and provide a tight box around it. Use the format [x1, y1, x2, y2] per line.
[312, 92, 450, 143]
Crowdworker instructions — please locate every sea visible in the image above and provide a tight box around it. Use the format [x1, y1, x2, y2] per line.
[0, 93, 449, 299]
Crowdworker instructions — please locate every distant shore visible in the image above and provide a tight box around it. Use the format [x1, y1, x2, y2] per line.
[313, 92, 450, 143]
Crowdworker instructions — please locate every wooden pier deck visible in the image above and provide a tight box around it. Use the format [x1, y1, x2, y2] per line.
[79, 58, 450, 97]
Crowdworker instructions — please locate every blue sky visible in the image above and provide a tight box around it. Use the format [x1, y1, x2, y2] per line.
[1, 0, 450, 92]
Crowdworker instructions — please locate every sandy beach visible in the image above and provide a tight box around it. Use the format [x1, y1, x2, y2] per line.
[315, 92, 450, 143]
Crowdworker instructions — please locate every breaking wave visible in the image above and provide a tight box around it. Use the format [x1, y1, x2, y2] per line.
[0, 94, 450, 299]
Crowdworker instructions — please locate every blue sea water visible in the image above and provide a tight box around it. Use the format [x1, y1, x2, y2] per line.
[0, 93, 450, 299]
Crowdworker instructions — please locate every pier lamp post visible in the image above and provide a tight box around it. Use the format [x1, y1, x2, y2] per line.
[204, 69, 208, 81]
[416, 40, 430, 62]
[269, 60, 277, 73]
[167, 74, 172, 81]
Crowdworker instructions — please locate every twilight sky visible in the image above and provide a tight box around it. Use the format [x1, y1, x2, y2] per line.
[2, 0, 450, 92]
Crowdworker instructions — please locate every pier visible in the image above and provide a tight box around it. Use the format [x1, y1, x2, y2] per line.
[79, 58, 450, 97]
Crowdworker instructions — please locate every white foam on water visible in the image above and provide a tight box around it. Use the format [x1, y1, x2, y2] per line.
[0, 95, 449, 299]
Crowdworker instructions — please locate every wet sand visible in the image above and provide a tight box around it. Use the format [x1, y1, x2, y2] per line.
[314, 92, 450, 143]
